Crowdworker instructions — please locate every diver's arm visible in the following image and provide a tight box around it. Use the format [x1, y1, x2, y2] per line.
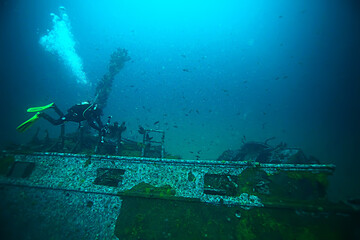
[88, 115, 106, 133]
[96, 116, 104, 129]
[88, 119, 101, 132]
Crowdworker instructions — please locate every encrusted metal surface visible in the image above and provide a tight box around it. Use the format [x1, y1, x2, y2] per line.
[0, 185, 121, 239]
[0, 152, 335, 208]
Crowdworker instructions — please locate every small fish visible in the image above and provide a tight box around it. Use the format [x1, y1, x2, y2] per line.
[154, 121, 160, 125]
[182, 68, 190, 72]
[242, 135, 246, 144]
[173, 125, 178, 128]
[138, 126, 146, 134]
[196, 110, 199, 114]
[189, 151, 194, 154]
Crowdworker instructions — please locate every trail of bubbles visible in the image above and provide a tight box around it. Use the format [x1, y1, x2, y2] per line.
[39, 6, 87, 84]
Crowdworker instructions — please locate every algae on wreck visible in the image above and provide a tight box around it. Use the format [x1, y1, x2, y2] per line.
[122, 182, 176, 199]
[114, 196, 358, 240]
[0, 155, 15, 175]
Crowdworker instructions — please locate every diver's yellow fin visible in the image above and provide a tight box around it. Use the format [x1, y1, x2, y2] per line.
[16, 113, 41, 133]
[27, 102, 54, 113]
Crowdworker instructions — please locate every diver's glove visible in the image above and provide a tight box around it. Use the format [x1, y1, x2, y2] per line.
[138, 126, 146, 135]
[100, 127, 108, 144]
[101, 126, 109, 136]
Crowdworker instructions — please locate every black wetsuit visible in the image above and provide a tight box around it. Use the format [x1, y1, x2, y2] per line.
[40, 103, 104, 132]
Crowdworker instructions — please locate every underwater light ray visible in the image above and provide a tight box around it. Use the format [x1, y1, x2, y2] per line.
[39, 6, 87, 84]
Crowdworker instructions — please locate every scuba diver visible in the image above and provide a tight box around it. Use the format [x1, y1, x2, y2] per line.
[16, 102, 106, 135]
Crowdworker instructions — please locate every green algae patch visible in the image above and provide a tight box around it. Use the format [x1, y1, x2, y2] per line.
[237, 167, 265, 194]
[0, 155, 15, 175]
[115, 197, 240, 240]
[286, 171, 330, 200]
[236, 167, 331, 202]
[267, 171, 329, 201]
[287, 171, 329, 188]
[122, 182, 176, 199]
[114, 196, 358, 240]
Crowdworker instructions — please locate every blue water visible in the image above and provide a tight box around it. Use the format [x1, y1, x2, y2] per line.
[0, 0, 359, 200]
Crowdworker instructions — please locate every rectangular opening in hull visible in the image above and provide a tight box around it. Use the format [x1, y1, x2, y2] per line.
[7, 162, 35, 178]
[93, 168, 126, 187]
[204, 174, 238, 196]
